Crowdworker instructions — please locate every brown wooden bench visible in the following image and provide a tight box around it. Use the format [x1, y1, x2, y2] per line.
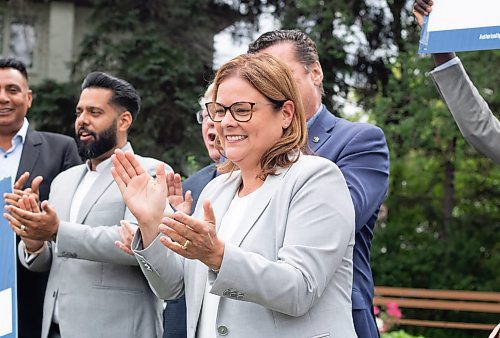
[374, 286, 500, 331]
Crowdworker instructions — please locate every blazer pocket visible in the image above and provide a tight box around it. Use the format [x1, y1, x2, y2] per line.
[93, 285, 145, 295]
[91, 201, 124, 212]
[308, 333, 330, 338]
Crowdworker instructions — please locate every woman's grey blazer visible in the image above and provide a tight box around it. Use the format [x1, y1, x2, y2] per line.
[134, 154, 357, 338]
[431, 61, 500, 163]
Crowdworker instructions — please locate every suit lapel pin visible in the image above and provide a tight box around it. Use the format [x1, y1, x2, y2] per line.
[312, 136, 320, 143]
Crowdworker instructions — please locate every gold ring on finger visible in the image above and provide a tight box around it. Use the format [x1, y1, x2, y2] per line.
[20, 224, 26, 231]
[182, 239, 190, 250]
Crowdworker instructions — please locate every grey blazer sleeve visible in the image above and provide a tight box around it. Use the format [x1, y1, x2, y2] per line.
[55, 157, 167, 266]
[132, 233, 185, 299]
[56, 219, 139, 266]
[431, 61, 500, 163]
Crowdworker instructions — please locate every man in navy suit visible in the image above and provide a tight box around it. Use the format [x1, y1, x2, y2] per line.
[163, 84, 220, 338]
[248, 30, 389, 338]
[0, 58, 81, 338]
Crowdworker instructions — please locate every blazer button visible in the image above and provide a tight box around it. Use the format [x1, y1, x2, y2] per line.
[217, 325, 228, 336]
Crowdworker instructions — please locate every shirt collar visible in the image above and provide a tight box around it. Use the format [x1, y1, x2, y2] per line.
[84, 156, 112, 173]
[14, 118, 29, 145]
[306, 104, 323, 128]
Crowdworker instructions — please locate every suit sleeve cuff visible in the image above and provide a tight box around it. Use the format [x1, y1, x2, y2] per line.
[431, 57, 460, 73]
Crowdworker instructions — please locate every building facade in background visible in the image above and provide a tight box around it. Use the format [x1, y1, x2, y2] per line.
[1, 1, 91, 84]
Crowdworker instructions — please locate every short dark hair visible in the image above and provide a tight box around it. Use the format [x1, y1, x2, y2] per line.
[248, 30, 320, 69]
[0, 58, 29, 81]
[81, 72, 141, 121]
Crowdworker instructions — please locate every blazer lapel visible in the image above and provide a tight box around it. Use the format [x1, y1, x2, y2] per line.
[16, 128, 41, 180]
[76, 161, 114, 223]
[229, 173, 281, 247]
[76, 143, 133, 223]
[57, 165, 87, 222]
[307, 106, 337, 153]
[214, 184, 240, 234]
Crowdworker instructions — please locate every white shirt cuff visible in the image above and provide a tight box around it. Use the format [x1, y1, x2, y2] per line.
[23, 241, 48, 263]
[431, 57, 460, 73]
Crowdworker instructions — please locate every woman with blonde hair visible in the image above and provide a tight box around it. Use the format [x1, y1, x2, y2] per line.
[111, 53, 357, 338]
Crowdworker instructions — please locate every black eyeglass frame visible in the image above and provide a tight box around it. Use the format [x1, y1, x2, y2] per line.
[205, 100, 286, 123]
[205, 101, 255, 123]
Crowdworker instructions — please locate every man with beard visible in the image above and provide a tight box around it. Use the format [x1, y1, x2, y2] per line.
[0, 58, 81, 338]
[4, 72, 165, 338]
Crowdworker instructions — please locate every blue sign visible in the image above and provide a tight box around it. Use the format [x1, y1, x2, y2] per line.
[0, 177, 16, 338]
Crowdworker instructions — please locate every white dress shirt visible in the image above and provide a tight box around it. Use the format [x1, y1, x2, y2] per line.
[197, 188, 260, 338]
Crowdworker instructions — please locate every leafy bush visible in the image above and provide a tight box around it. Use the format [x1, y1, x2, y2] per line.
[382, 330, 426, 338]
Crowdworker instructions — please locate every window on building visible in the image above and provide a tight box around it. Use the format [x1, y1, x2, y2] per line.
[0, 11, 37, 69]
[9, 20, 36, 68]
[0, 14, 4, 54]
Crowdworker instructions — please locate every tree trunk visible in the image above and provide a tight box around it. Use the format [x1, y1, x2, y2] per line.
[442, 137, 457, 238]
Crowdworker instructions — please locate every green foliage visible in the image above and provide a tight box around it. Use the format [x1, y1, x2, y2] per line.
[266, 0, 409, 113]
[70, 0, 222, 175]
[369, 29, 500, 338]
[28, 81, 80, 138]
[382, 330, 426, 338]
[380, 330, 425, 338]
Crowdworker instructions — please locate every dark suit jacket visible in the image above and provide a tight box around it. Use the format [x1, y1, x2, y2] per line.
[308, 106, 389, 338]
[163, 107, 389, 338]
[184, 163, 218, 215]
[163, 163, 217, 338]
[15, 128, 81, 338]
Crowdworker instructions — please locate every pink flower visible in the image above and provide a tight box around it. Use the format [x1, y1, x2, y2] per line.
[386, 302, 402, 319]
[373, 301, 403, 333]
[386, 302, 398, 310]
[387, 307, 402, 319]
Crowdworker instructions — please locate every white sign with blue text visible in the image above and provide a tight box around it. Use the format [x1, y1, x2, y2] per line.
[0, 177, 16, 338]
[419, 0, 500, 53]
